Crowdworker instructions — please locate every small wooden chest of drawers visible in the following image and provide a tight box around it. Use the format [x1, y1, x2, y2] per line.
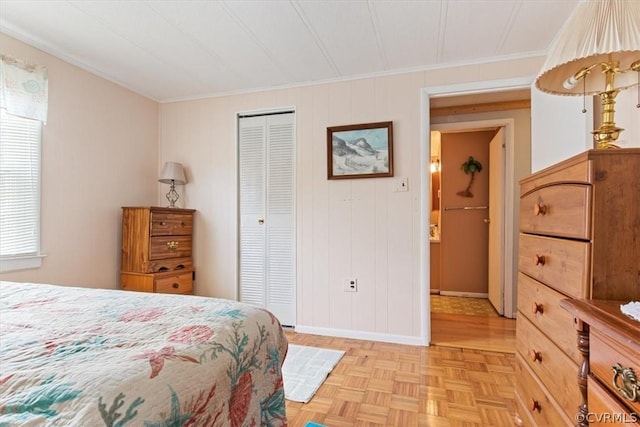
[515, 149, 640, 426]
[561, 299, 640, 426]
[120, 206, 195, 295]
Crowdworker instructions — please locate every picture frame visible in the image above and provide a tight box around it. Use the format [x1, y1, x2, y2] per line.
[327, 121, 393, 180]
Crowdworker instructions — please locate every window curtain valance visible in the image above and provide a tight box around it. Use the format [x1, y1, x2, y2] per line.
[0, 54, 48, 123]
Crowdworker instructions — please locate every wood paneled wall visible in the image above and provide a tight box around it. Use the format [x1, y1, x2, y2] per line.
[160, 57, 549, 341]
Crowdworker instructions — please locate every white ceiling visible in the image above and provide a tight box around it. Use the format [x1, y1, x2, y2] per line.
[0, 0, 579, 103]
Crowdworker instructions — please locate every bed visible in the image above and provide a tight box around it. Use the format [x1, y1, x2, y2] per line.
[0, 281, 288, 426]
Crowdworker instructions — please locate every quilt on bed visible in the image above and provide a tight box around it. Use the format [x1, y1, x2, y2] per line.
[0, 281, 288, 426]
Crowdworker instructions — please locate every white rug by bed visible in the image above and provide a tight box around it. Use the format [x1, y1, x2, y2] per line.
[282, 344, 345, 403]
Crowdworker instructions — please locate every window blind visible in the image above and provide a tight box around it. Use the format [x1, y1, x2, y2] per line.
[0, 108, 41, 258]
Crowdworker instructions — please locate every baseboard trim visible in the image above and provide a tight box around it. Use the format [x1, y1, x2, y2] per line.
[438, 291, 489, 298]
[294, 325, 424, 346]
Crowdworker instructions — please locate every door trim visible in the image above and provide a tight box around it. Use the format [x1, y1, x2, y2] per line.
[419, 77, 533, 345]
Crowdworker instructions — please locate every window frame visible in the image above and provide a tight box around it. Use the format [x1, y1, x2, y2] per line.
[0, 109, 44, 273]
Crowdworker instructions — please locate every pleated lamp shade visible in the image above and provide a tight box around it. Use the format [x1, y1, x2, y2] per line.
[535, 0, 640, 96]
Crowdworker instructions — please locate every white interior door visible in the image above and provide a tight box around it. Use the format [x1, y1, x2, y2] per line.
[487, 128, 505, 314]
[239, 112, 296, 326]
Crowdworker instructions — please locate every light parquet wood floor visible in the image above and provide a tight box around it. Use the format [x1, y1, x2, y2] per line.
[430, 312, 516, 354]
[284, 328, 517, 427]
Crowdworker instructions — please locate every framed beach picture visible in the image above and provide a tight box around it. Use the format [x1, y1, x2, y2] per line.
[327, 121, 393, 179]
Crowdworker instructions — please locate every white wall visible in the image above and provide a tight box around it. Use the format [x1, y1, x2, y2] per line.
[160, 56, 546, 342]
[0, 34, 159, 289]
[531, 86, 640, 172]
[611, 89, 640, 149]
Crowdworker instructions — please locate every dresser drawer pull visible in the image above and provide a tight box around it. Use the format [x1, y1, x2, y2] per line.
[613, 363, 640, 403]
[534, 254, 546, 266]
[529, 398, 541, 412]
[172, 283, 180, 289]
[166, 241, 179, 250]
[534, 203, 547, 216]
[529, 349, 542, 363]
[531, 302, 544, 314]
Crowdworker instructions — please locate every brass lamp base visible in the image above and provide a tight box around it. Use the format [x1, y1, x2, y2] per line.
[592, 124, 623, 149]
[592, 67, 624, 150]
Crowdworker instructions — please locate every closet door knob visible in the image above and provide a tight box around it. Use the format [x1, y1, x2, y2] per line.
[258, 218, 265, 225]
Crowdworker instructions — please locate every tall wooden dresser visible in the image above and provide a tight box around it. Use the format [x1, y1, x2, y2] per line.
[515, 149, 640, 426]
[120, 206, 195, 295]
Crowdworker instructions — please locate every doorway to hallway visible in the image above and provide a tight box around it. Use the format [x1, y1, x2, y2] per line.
[420, 78, 532, 346]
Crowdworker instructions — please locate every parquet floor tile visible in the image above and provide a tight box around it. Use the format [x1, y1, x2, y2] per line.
[284, 328, 516, 426]
[285, 297, 516, 426]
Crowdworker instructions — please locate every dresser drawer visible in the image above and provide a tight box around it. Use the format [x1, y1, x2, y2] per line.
[520, 157, 591, 196]
[588, 377, 639, 426]
[155, 271, 193, 295]
[517, 273, 580, 364]
[590, 329, 640, 415]
[519, 234, 590, 299]
[520, 183, 591, 240]
[145, 257, 193, 274]
[515, 353, 573, 427]
[121, 270, 193, 294]
[150, 212, 193, 236]
[516, 314, 581, 419]
[149, 235, 192, 260]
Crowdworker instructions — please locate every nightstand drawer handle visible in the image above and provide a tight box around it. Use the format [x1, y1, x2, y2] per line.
[529, 349, 542, 363]
[613, 363, 640, 402]
[534, 203, 547, 216]
[529, 398, 541, 412]
[172, 283, 180, 289]
[532, 302, 544, 315]
[167, 241, 179, 250]
[534, 254, 545, 266]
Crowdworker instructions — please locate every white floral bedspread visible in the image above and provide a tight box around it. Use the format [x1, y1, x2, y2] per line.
[0, 281, 288, 426]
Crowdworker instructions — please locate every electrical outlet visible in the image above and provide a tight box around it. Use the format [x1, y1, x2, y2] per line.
[343, 278, 358, 292]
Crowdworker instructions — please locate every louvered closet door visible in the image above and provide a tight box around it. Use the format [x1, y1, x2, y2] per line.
[238, 112, 295, 327]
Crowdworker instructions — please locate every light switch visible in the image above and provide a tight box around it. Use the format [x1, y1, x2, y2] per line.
[393, 177, 408, 192]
